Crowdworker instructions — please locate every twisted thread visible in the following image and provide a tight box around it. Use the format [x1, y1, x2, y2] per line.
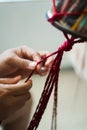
[0, 0, 85, 128]
[26, 32, 84, 130]
[26, 0, 86, 129]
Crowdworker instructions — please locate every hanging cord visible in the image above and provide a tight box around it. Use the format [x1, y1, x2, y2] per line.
[0, 35, 84, 129]
[26, 32, 84, 130]
[25, 1, 85, 129]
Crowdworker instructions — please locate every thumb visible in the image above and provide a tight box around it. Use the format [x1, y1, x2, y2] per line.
[14, 56, 37, 70]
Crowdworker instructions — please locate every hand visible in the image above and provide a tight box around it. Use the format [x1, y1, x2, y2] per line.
[0, 46, 54, 78]
[0, 76, 32, 120]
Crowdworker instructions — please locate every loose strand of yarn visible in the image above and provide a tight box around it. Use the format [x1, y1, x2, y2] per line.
[26, 0, 86, 129]
[27, 51, 63, 130]
[26, 34, 85, 130]
[51, 51, 63, 130]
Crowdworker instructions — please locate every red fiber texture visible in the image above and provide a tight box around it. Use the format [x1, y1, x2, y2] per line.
[26, 34, 84, 130]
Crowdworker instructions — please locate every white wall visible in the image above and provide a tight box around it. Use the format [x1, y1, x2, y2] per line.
[0, 1, 71, 67]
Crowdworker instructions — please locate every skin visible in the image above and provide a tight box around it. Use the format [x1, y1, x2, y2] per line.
[0, 45, 54, 130]
[0, 45, 53, 78]
[0, 77, 32, 120]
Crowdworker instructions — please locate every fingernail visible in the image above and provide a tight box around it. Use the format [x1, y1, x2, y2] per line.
[29, 61, 37, 69]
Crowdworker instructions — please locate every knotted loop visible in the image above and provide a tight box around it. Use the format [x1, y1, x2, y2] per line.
[58, 38, 74, 52]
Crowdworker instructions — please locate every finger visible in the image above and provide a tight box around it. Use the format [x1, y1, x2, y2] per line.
[38, 51, 49, 58]
[37, 51, 54, 75]
[4, 80, 32, 96]
[22, 48, 42, 74]
[14, 92, 31, 105]
[0, 75, 22, 84]
[17, 46, 42, 73]
[15, 46, 41, 69]
[13, 55, 37, 70]
[45, 56, 54, 70]
[31, 51, 45, 75]
[14, 92, 31, 102]
[39, 51, 54, 69]
[7, 93, 31, 112]
[17, 45, 41, 62]
[15, 93, 31, 109]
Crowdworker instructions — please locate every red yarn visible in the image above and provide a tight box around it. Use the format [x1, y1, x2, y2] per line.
[26, 32, 84, 130]
[0, 1, 85, 128]
[27, 50, 63, 130]
[48, 0, 82, 24]
[0, 35, 84, 129]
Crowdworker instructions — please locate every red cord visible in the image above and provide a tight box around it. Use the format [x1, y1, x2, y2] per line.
[26, 33, 84, 130]
[0, 1, 85, 129]
[48, 0, 82, 24]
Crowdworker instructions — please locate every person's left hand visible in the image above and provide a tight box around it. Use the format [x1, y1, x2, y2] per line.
[0, 45, 54, 78]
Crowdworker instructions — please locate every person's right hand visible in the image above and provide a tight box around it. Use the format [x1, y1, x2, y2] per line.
[0, 46, 54, 78]
[0, 75, 32, 121]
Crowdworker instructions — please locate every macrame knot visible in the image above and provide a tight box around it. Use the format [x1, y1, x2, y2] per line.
[58, 39, 74, 52]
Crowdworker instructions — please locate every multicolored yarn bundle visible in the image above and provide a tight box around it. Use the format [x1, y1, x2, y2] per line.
[48, 0, 87, 37]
